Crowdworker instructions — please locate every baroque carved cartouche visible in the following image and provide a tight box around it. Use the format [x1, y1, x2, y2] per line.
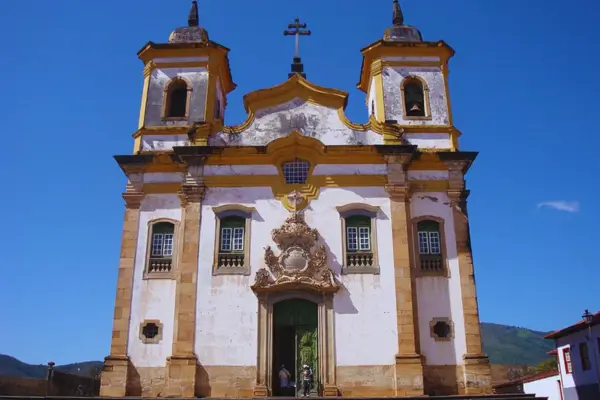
[252, 211, 339, 293]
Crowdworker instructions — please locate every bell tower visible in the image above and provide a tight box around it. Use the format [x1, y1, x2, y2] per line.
[357, 0, 492, 396]
[358, 0, 454, 132]
[134, 0, 236, 151]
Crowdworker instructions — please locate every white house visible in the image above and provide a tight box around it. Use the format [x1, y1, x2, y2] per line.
[545, 310, 600, 400]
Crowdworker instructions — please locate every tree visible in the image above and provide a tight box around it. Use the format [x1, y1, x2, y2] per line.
[535, 357, 558, 373]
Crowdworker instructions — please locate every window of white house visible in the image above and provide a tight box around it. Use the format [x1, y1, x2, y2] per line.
[563, 348, 572, 374]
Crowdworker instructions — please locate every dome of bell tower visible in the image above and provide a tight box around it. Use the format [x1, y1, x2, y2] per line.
[383, 0, 423, 43]
[168, 1, 209, 44]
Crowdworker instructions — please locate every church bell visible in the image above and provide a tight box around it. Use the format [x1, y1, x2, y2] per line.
[409, 103, 422, 113]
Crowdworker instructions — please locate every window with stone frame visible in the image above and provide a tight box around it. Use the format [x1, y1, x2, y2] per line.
[146, 221, 176, 277]
[163, 78, 190, 119]
[429, 317, 453, 341]
[337, 204, 380, 275]
[579, 342, 591, 371]
[281, 158, 310, 184]
[139, 320, 163, 344]
[213, 206, 253, 275]
[416, 219, 445, 274]
[401, 77, 429, 119]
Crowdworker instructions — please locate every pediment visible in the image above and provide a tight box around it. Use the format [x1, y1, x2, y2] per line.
[243, 73, 348, 114]
[208, 75, 389, 146]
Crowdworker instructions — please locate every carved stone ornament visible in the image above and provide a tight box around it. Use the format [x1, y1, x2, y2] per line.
[252, 211, 339, 294]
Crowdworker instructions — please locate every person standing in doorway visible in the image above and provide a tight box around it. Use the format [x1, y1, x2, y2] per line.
[278, 364, 291, 394]
[301, 364, 312, 397]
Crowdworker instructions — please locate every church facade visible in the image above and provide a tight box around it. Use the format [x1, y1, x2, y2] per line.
[100, 1, 492, 397]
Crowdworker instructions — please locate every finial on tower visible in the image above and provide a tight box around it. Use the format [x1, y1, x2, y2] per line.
[169, 0, 209, 43]
[392, 0, 404, 25]
[383, 0, 422, 42]
[188, 0, 199, 27]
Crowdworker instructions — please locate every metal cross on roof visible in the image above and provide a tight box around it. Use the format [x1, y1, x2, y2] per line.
[283, 17, 311, 59]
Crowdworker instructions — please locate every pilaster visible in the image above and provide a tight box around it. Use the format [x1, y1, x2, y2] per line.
[443, 159, 491, 394]
[165, 157, 206, 398]
[384, 153, 424, 397]
[101, 169, 145, 397]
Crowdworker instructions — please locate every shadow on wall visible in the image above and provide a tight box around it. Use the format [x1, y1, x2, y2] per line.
[196, 364, 211, 398]
[320, 232, 358, 315]
[126, 362, 141, 396]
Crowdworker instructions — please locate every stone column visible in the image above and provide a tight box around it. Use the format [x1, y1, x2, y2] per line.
[384, 155, 424, 397]
[165, 159, 205, 398]
[101, 171, 145, 397]
[254, 294, 270, 397]
[444, 160, 491, 394]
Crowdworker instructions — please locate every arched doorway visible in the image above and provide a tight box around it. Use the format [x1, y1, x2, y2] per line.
[272, 299, 318, 396]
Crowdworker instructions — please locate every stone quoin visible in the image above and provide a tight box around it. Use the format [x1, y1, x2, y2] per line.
[100, 0, 492, 397]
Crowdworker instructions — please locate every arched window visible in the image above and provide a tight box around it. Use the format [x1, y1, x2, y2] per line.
[402, 78, 426, 118]
[282, 158, 310, 184]
[147, 221, 176, 276]
[416, 219, 444, 273]
[165, 79, 189, 118]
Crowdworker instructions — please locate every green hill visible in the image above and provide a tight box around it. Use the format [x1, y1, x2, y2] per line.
[0, 355, 102, 379]
[481, 322, 554, 365]
[0, 322, 555, 378]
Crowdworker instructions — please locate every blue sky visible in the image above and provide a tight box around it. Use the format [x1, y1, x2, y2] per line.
[1, 0, 598, 365]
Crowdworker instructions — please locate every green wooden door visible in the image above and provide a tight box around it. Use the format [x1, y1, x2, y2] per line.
[273, 299, 318, 395]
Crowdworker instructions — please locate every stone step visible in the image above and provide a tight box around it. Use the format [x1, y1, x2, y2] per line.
[0, 395, 549, 400]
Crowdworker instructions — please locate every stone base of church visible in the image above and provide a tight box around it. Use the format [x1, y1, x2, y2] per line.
[336, 365, 396, 397]
[164, 355, 197, 397]
[461, 353, 493, 394]
[101, 361, 492, 398]
[99, 355, 130, 397]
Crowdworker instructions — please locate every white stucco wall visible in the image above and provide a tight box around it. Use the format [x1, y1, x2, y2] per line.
[368, 76, 377, 118]
[144, 67, 209, 128]
[411, 191, 466, 365]
[128, 194, 181, 367]
[194, 186, 398, 367]
[382, 66, 449, 126]
[141, 134, 189, 151]
[523, 375, 561, 400]
[403, 133, 452, 149]
[556, 325, 600, 389]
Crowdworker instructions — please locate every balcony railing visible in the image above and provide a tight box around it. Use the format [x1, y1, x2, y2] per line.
[419, 254, 443, 272]
[346, 252, 374, 268]
[218, 253, 245, 268]
[148, 257, 173, 273]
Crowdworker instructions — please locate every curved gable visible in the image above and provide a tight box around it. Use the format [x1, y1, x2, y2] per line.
[209, 75, 388, 147]
[243, 74, 348, 113]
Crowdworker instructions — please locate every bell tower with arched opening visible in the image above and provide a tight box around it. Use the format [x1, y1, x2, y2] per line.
[134, 0, 236, 152]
